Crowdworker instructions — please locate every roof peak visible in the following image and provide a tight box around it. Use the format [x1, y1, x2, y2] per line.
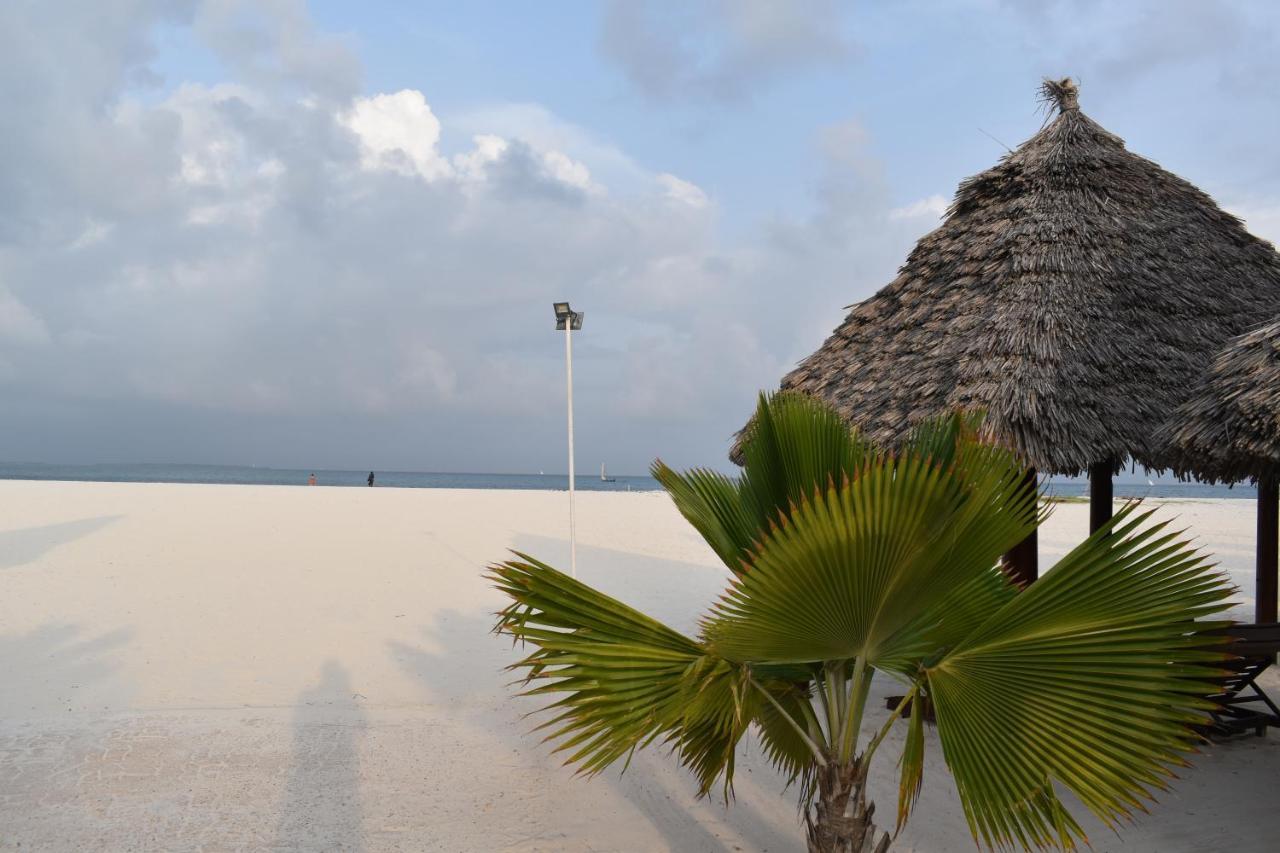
[1039, 77, 1079, 113]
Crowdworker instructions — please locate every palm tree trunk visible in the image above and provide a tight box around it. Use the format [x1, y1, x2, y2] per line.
[805, 758, 891, 853]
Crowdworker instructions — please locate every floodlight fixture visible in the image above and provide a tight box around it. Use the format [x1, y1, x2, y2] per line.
[554, 302, 583, 331]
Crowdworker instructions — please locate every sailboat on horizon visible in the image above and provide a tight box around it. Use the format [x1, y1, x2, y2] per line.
[600, 462, 616, 483]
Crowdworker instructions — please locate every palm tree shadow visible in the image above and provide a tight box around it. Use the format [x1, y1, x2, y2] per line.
[0, 515, 122, 570]
[0, 622, 133, 715]
[274, 660, 366, 853]
[390, 542, 800, 852]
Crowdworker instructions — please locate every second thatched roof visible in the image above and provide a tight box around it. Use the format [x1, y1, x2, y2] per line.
[1163, 318, 1280, 484]
[738, 79, 1280, 475]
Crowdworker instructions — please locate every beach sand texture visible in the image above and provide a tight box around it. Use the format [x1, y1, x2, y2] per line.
[1, 480, 1277, 852]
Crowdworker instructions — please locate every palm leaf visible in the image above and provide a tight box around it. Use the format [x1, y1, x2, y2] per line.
[651, 462, 758, 573]
[901, 409, 985, 470]
[737, 391, 871, 521]
[490, 554, 766, 795]
[657, 392, 871, 575]
[896, 693, 926, 832]
[925, 504, 1236, 850]
[876, 437, 1041, 673]
[754, 676, 819, 790]
[703, 439, 1038, 667]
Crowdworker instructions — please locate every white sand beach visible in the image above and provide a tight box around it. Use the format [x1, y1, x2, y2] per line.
[1, 480, 1277, 852]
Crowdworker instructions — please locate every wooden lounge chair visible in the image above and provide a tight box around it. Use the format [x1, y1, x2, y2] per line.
[1205, 622, 1280, 738]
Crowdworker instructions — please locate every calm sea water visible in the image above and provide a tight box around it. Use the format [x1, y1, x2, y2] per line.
[0, 462, 661, 492]
[1043, 481, 1255, 499]
[0, 461, 1258, 498]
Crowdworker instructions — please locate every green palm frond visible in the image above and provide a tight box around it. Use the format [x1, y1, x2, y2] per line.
[490, 554, 766, 795]
[901, 409, 986, 470]
[754, 676, 819, 790]
[704, 455, 958, 663]
[925, 504, 1235, 850]
[876, 437, 1041, 673]
[736, 391, 871, 520]
[896, 694, 926, 833]
[650, 463, 758, 573]
[656, 392, 870, 575]
[704, 439, 1038, 667]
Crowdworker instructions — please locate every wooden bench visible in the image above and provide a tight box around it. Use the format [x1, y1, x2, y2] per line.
[1205, 622, 1280, 737]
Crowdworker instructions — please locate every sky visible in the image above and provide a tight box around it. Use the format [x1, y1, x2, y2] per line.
[2, 0, 1280, 475]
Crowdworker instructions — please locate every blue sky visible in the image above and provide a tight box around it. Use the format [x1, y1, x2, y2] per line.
[140, 1, 1280, 236]
[2, 1, 1279, 474]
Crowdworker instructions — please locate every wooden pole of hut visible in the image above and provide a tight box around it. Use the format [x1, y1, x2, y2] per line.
[1258, 474, 1278, 624]
[1089, 459, 1113, 535]
[1002, 468, 1039, 585]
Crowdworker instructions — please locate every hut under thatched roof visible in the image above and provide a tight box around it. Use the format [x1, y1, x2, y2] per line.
[1166, 318, 1280, 486]
[1165, 319, 1280, 623]
[737, 78, 1280, 582]
[738, 79, 1280, 471]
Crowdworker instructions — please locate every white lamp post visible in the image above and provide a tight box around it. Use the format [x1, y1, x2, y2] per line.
[553, 302, 584, 577]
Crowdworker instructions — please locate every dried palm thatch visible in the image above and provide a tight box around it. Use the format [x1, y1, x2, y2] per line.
[1163, 318, 1280, 484]
[734, 78, 1280, 475]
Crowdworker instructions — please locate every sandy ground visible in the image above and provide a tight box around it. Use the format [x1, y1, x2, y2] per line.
[0, 480, 1276, 852]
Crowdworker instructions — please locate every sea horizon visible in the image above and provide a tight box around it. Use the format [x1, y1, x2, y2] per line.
[0, 460, 663, 492]
[0, 460, 1260, 498]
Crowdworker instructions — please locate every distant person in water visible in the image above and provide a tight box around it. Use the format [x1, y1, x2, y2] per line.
[367, 471, 375, 487]
[308, 473, 317, 486]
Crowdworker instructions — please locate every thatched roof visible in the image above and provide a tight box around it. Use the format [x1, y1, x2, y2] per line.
[736, 79, 1280, 475]
[1163, 318, 1280, 484]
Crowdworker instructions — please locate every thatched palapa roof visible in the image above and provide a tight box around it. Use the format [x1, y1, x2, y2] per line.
[1164, 318, 1280, 484]
[737, 79, 1280, 475]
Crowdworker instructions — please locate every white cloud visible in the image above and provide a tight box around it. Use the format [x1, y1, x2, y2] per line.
[889, 194, 949, 222]
[536, 149, 594, 192]
[343, 93, 601, 196]
[0, 288, 50, 346]
[66, 220, 114, 251]
[453, 134, 509, 181]
[657, 173, 710, 208]
[0, 0, 929, 473]
[1225, 200, 1280, 247]
[344, 89, 452, 180]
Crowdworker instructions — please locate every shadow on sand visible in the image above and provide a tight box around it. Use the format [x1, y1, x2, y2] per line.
[0, 515, 122, 570]
[275, 660, 367, 852]
[0, 622, 133, 715]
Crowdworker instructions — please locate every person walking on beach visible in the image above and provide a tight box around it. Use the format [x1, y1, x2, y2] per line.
[308, 473, 317, 486]
[367, 471, 375, 487]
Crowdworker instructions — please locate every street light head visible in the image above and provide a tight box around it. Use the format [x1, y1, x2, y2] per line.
[554, 302, 583, 331]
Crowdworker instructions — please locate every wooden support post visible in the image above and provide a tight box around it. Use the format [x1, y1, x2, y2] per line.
[1257, 475, 1278, 624]
[1002, 468, 1038, 586]
[1089, 459, 1113, 535]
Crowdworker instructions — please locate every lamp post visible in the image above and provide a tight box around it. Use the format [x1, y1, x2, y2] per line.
[553, 302, 584, 577]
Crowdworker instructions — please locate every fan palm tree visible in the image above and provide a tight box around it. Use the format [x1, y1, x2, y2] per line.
[490, 394, 1233, 852]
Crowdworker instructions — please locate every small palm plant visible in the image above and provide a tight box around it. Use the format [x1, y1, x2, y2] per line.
[490, 394, 1233, 852]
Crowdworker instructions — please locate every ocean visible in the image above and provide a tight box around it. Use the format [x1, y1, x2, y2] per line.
[0, 462, 662, 492]
[0, 461, 1259, 498]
